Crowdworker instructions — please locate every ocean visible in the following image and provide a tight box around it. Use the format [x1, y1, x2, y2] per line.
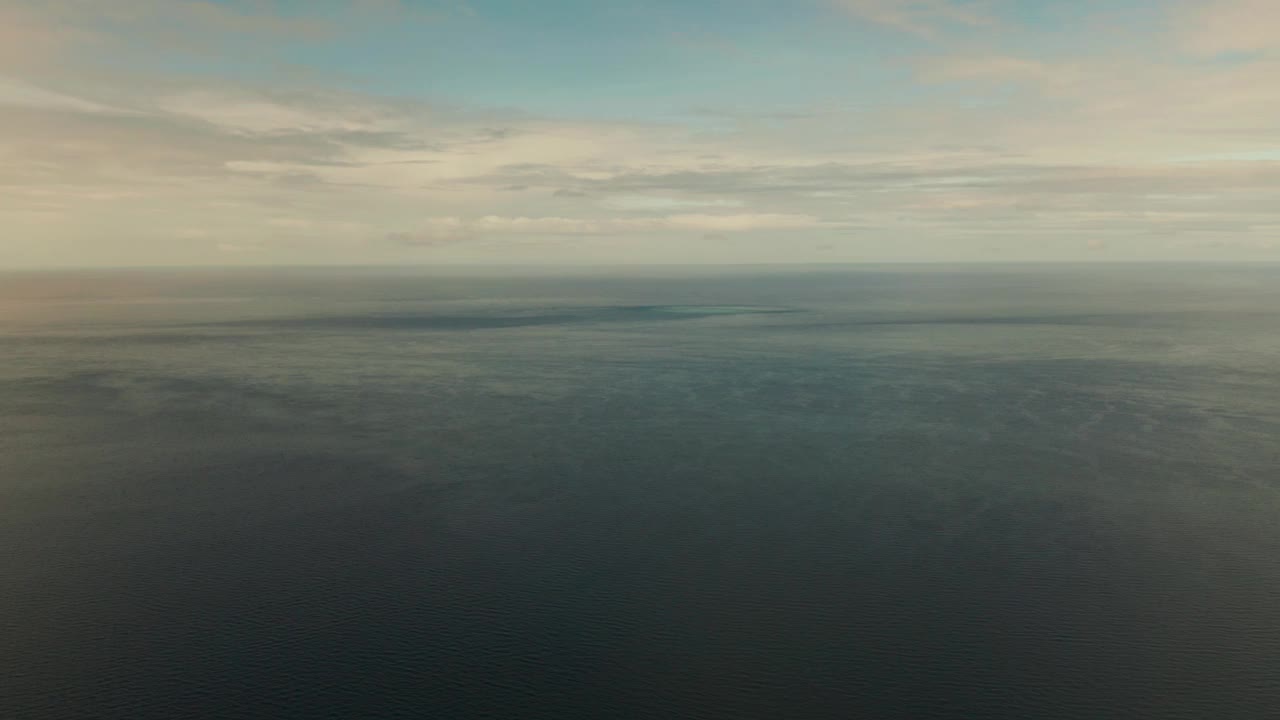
[3, 264, 1279, 718]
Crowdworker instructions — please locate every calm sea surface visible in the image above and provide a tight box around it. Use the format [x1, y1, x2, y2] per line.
[3, 265, 1280, 718]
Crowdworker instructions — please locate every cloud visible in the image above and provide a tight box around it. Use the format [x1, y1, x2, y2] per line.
[84, 0, 335, 40]
[0, 0, 466, 81]
[600, 194, 744, 211]
[0, 78, 131, 114]
[216, 241, 264, 254]
[914, 55, 1052, 84]
[4, 0, 1280, 265]
[1167, 236, 1280, 251]
[664, 213, 828, 231]
[157, 90, 403, 136]
[0, 4, 92, 71]
[1178, 0, 1280, 56]
[0, 0, 331, 75]
[386, 222, 475, 247]
[832, 0, 995, 36]
[472, 159, 1280, 213]
[388, 213, 833, 244]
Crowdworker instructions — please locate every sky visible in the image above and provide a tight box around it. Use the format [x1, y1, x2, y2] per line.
[1, 0, 1278, 266]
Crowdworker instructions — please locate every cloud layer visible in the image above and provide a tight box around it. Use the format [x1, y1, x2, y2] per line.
[2, 0, 1278, 265]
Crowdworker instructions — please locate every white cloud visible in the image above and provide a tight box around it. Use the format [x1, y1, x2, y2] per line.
[3, 0, 1280, 265]
[216, 242, 255, 253]
[1178, 0, 1280, 56]
[0, 77, 130, 114]
[161, 93, 359, 135]
[832, 0, 994, 36]
[600, 195, 745, 211]
[390, 213, 833, 243]
[664, 213, 828, 231]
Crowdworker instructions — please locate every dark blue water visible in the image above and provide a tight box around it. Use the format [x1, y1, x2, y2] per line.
[3, 265, 1280, 718]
